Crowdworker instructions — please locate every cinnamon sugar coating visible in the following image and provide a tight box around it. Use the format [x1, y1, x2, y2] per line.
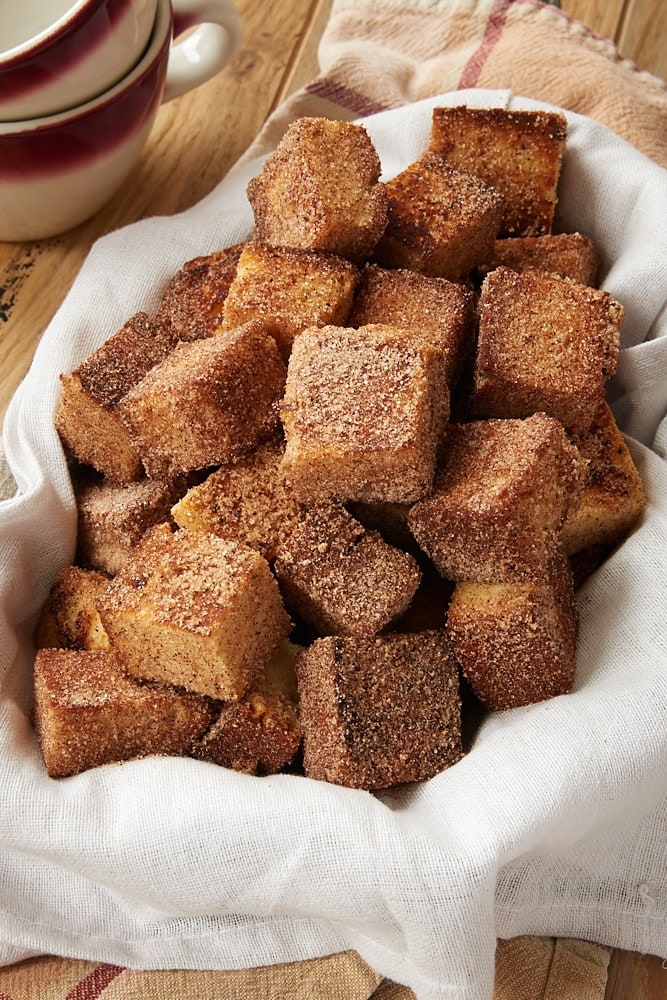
[561, 400, 647, 555]
[274, 503, 422, 636]
[171, 437, 302, 563]
[428, 106, 567, 236]
[34, 647, 216, 778]
[280, 324, 449, 504]
[373, 152, 504, 280]
[34, 565, 110, 652]
[75, 474, 184, 576]
[156, 243, 244, 341]
[447, 547, 577, 710]
[408, 414, 586, 583]
[97, 524, 291, 701]
[119, 320, 287, 479]
[192, 640, 302, 775]
[222, 241, 359, 359]
[296, 631, 463, 789]
[56, 312, 177, 483]
[487, 232, 599, 285]
[247, 117, 388, 263]
[348, 264, 475, 387]
[471, 267, 623, 434]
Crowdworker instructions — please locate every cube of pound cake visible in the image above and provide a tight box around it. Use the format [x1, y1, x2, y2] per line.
[97, 523, 291, 700]
[222, 241, 359, 359]
[280, 324, 449, 504]
[55, 312, 177, 483]
[373, 152, 504, 280]
[34, 565, 110, 651]
[75, 474, 185, 576]
[119, 320, 287, 479]
[296, 631, 463, 789]
[561, 401, 647, 556]
[34, 647, 216, 778]
[487, 232, 599, 285]
[428, 105, 567, 236]
[192, 640, 302, 775]
[348, 264, 475, 388]
[156, 243, 245, 341]
[447, 547, 577, 710]
[471, 267, 623, 434]
[274, 503, 422, 637]
[408, 414, 586, 583]
[247, 117, 388, 263]
[171, 437, 302, 563]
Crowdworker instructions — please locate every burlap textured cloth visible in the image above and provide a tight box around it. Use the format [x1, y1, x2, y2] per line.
[0, 2, 665, 999]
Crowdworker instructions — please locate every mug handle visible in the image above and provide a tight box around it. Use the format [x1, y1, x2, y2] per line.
[163, 0, 242, 102]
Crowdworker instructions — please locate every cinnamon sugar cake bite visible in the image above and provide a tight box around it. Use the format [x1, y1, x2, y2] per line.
[348, 263, 475, 388]
[247, 117, 388, 263]
[221, 241, 359, 359]
[97, 523, 291, 701]
[75, 474, 184, 576]
[34, 647, 216, 778]
[471, 267, 623, 434]
[373, 151, 504, 280]
[486, 232, 599, 285]
[274, 503, 422, 637]
[192, 640, 302, 776]
[56, 311, 177, 484]
[296, 631, 463, 790]
[171, 437, 302, 564]
[156, 243, 244, 341]
[119, 320, 286, 479]
[428, 105, 567, 236]
[280, 324, 449, 504]
[447, 548, 578, 711]
[408, 414, 585, 583]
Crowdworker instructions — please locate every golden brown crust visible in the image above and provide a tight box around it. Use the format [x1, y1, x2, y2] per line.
[171, 437, 302, 563]
[296, 631, 463, 789]
[562, 400, 647, 555]
[280, 324, 449, 504]
[75, 475, 184, 576]
[34, 565, 110, 652]
[119, 320, 287, 479]
[447, 547, 577, 710]
[487, 233, 599, 285]
[34, 647, 216, 778]
[55, 312, 177, 483]
[373, 152, 504, 279]
[408, 414, 586, 583]
[192, 640, 302, 775]
[471, 267, 623, 434]
[97, 523, 291, 701]
[247, 117, 388, 263]
[274, 503, 422, 636]
[429, 106, 567, 236]
[348, 263, 475, 387]
[156, 243, 245, 341]
[222, 241, 359, 359]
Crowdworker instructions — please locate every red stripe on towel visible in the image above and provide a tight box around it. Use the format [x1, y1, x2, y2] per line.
[65, 964, 124, 999]
[458, 0, 512, 88]
[305, 77, 388, 116]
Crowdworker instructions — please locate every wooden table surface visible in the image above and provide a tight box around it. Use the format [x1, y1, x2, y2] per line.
[1, 1, 665, 998]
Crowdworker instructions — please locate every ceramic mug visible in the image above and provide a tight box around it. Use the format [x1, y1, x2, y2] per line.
[0, 0, 242, 241]
[0, 0, 159, 122]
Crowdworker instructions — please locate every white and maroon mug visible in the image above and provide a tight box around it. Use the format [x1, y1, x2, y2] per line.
[0, 0, 242, 241]
[0, 0, 160, 122]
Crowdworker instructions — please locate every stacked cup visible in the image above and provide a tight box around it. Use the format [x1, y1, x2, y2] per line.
[0, 0, 242, 241]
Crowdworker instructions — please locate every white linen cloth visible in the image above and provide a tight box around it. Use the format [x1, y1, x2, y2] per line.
[0, 91, 665, 1000]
